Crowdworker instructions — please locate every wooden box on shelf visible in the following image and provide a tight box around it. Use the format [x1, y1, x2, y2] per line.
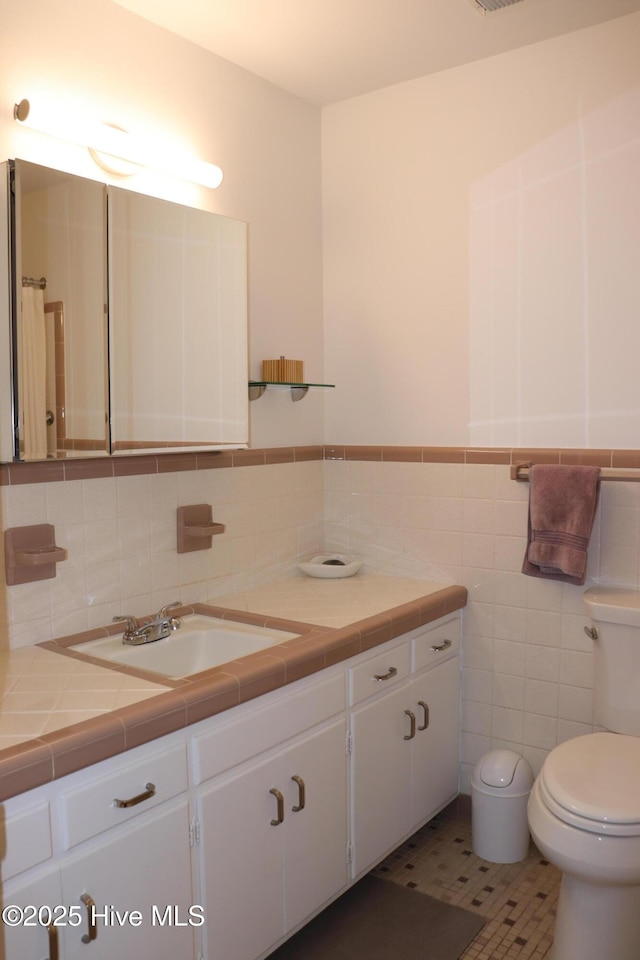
[262, 357, 304, 383]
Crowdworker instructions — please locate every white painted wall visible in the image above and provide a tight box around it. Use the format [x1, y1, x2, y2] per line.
[0, 0, 325, 449]
[322, 14, 640, 447]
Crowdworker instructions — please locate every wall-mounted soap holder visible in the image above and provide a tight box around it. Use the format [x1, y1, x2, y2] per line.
[177, 505, 225, 554]
[4, 524, 68, 585]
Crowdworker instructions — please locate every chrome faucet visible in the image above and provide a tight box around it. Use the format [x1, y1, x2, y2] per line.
[113, 601, 182, 646]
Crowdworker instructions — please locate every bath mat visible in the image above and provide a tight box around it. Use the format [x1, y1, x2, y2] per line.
[267, 875, 484, 960]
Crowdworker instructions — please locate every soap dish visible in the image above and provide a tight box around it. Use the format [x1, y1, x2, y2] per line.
[298, 554, 362, 579]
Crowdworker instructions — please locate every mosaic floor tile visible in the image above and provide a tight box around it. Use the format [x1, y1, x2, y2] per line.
[372, 804, 560, 959]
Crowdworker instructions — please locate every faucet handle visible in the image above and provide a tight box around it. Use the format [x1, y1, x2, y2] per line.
[158, 601, 181, 618]
[113, 614, 140, 633]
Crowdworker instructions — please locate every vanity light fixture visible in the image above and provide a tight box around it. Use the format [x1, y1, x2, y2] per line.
[13, 98, 223, 188]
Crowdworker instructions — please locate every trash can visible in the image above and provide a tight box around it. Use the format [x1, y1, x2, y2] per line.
[471, 749, 534, 863]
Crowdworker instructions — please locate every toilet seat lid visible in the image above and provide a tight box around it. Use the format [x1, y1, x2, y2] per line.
[542, 732, 640, 833]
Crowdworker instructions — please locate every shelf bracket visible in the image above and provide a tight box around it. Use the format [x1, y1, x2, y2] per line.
[248, 383, 266, 402]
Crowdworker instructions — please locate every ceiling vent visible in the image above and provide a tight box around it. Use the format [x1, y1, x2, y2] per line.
[470, 0, 526, 12]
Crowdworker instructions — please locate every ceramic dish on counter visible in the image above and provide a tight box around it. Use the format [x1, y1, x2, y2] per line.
[298, 554, 362, 579]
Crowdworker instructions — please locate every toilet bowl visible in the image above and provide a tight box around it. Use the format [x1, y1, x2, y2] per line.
[527, 588, 640, 960]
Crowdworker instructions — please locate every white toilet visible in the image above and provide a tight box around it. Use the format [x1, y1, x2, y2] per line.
[528, 587, 640, 960]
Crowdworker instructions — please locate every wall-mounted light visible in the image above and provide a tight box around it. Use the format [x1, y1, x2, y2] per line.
[13, 98, 223, 189]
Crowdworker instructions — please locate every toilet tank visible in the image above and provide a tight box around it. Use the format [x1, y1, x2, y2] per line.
[583, 588, 640, 736]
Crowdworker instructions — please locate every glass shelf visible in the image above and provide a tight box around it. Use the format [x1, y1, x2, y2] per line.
[248, 381, 335, 402]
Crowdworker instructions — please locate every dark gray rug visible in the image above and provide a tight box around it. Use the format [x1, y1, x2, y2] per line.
[267, 875, 484, 960]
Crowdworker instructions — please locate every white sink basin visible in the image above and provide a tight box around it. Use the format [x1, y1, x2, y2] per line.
[73, 615, 299, 679]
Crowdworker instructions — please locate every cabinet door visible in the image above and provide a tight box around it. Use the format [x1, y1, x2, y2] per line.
[282, 719, 348, 933]
[197, 753, 286, 960]
[59, 799, 195, 960]
[409, 656, 460, 829]
[197, 719, 348, 960]
[350, 683, 413, 877]
[1, 867, 63, 960]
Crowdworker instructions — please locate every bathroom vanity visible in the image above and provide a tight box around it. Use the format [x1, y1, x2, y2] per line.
[0, 580, 465, 960]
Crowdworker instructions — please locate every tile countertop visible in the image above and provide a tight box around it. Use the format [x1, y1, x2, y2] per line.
[0, 575, 467, 801]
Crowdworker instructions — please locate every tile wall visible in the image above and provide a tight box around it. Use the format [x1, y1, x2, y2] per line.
[324, 458, 640, 791]
[0, 459, 324, 651]
[2, 447, 639, 791]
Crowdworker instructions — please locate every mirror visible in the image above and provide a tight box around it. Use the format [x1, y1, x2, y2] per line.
[11, 160, 108, 459]
[108, 187, 248, 453]
[2, 160, 248, 461]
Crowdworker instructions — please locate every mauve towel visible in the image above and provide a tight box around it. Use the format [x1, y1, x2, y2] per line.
[522, 464, 600, 585]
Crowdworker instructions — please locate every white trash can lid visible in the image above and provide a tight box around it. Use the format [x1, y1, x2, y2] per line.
[475, 750, 533, 793]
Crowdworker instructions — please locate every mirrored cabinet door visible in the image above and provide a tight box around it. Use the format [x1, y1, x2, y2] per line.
[108, 187, 248, 454]
[11, 160, 109, 460]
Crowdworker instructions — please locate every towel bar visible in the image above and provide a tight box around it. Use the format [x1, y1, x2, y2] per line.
[511, 462, 640, 483]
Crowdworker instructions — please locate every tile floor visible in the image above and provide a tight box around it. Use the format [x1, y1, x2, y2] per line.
[372, 802, 560, 959]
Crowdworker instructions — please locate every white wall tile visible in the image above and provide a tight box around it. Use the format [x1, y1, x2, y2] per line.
[493, 637, 526, 676]
[559, 649, 594, 688]
[492, 673, 525, 710]
[523, 713, 558, 751]
[525, 644, 560, 682]
[5, 454, 639, 784]
[491, 706, 524, 743]
[462, 667, 493, 704]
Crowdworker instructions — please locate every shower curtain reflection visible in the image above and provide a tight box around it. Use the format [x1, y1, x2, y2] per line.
[18, 285, 47, 459]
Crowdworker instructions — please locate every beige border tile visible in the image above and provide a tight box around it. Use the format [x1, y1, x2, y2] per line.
[42, 714, 126, 780]
[180, 674, 240, 725]
[612, 450, 640, 468]
[117, 692, 186, 750]
[0, 740, 54, 801]
[559, 449, 613, 467]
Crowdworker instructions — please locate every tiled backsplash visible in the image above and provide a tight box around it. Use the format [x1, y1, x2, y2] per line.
[0, 459, 325, 650]
[2, 445, 640, 790]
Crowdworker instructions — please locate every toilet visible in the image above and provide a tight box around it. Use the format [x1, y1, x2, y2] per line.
[527, 587, 640, 960]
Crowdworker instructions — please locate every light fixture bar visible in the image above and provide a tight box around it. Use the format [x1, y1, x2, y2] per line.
[13, 98, 223, 189]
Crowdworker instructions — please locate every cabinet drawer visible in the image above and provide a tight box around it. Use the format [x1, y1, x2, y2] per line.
[412, 616, 460, 672]
[192, 672, 345, 784]
[0, 802, 52, 881]
[349, 642, 410, 705]
[60, 742, 188, 849]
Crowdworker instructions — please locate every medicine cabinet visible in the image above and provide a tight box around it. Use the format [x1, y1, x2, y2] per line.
[0, 159, 248, 461]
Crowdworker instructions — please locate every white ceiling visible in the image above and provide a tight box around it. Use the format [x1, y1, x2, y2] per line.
[111, 0, 640, 105]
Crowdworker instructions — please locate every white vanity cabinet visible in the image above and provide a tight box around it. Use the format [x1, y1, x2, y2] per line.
[349, 617, 460, 878]
[1, 866, 63, 960]
[192, 674, 348, 960]
[57, 800, 195, 959]
[0, 742, 197, 960]
[0, 610, 462, 960]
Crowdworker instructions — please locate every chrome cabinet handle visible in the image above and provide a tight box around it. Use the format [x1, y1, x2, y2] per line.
[291, 774, 306, 812]
[113, 782, 156, 808]
[47, 922, 60, 960]
[374, 666, 398, 682]
[403, 709, 416, 740]
[418, 700, 429, 730]
[80, 893, 98, 943]
[430, 638, 452, 652]
[270, 787, 284, 825]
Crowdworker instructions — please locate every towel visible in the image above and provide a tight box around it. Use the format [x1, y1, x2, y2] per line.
[522, 464, 600, 585]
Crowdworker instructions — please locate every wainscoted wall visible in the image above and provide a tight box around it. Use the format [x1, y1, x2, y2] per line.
[324, 455, 637, 792]
[2, 445, 640, 791]
[0, 450, 325, 651]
